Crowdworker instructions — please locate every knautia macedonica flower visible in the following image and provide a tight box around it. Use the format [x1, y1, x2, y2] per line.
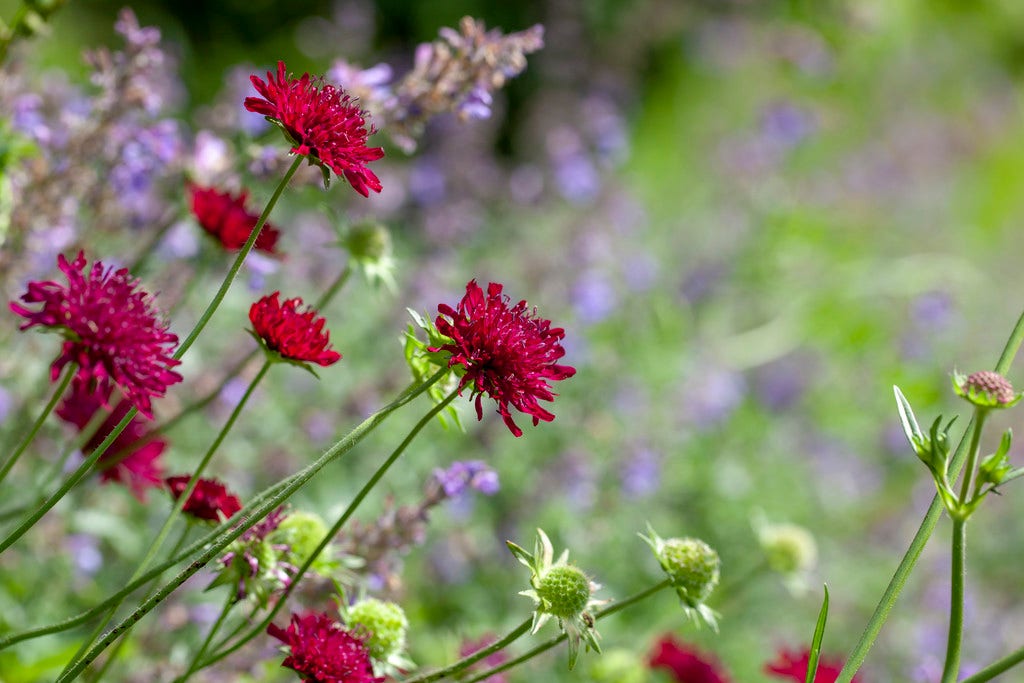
[952, 370, 1021, 409]
[56, 385, 166, 500]
[431, 280, 576, 437]
[342, 597, 412, 674]
[245, 60, 384, 195]
[165, 474, 242, 523]
[648, 635, 731, 683]
[765, 648, 860, 683]
[640, 524, 720, 630]
[249, 292, 342, 370]
[268, 611, 383, 683]
[189, 184, 281, 254]
[458, 635, 508, 683]
[9, 251, 182, 419]
[507, 528, 604, 670]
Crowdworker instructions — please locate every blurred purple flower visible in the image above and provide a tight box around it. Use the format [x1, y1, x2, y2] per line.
[753, 353, 812, 412]
[457, 85, 494, 120]
[681, 364, 746, 427]
[620, 446, 662, 499]
[433, 461, 500, 498]
[572, 271, 618, 323]
[760, 101, 815, 149]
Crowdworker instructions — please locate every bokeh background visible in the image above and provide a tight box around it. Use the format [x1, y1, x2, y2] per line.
[4, 0, 1024, 681]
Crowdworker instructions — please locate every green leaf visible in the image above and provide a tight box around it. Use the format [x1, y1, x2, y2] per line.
[805, 584, 830, 683]
[894, 386, 924, 447]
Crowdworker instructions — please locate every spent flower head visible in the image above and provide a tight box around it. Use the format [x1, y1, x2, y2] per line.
[953, 370, 1021, 409]
[268, 611, 383, 683]
[431, 280, 576, 437]
[640, 524, 720, 630]
[189, 184, 281, 254]
[507, 528, 605, 670]
[342, 597, 412, 675]
[245, 61, 384, 195]
[249, 292, 342, 372]
[10, 251, 182, 418]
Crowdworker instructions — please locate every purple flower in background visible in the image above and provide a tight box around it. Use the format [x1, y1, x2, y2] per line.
[433, 461, 500, 499]
[681, 363, 746, 428]
[753, 353, 812, 412]
[457, 85, 494, 120]
[911, 290, 954, 330]
[572, 271, 618, 324]
[759, 101, 815, 150]
[620, 446, 662, 499]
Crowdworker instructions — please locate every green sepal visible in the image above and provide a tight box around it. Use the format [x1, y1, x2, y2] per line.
[978, 429, 1013, 489]
[894, 386, 924, 449]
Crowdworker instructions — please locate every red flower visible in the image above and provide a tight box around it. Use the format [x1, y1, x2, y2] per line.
[459, 635, 508, 683]
[165, 475, 242, 522]
[432, 280, 576, 437]
[189, 184, 281, 254]
[765, 648, 860, 683]
[10, 252, 182, 419]
[649, 635, 731, 683]
[268, 612, 383, 683]
[245, 60, 384, 197]
[57, 385, 166, 501]
[249, 292, 342, 367]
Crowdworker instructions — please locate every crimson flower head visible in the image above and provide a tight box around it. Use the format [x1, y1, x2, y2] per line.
[245, 60, 384, 197]
[268, 611, 383, 683]
[189, 184, 281, 254]
[649, 635, 731, 683]
[9, 252, 181, 419]
[57, 385, 166, 501]
[165, 475, 242, 522]
[765, 648, 860, 683]
[249, 292, 342, 368]
[432, 280, 576, 437]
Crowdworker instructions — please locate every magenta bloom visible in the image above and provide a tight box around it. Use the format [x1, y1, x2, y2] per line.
[10, 252, 182, 419]
[765, 648, 859, 683]
[649, 635, 731, 683]
[57, 386, 166, 501]
[268, 612, 382, 683]
[189, 184, 281, 254]
[249, 292, 342, 367]
[165, 475, 242, 522]
[245, 60, 384, 197]
[433, 280, 576, 437]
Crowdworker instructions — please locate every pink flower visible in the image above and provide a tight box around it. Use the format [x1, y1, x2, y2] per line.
[649, 635, 731, 683]
[249, 292, 342, 367]
[57, 385, 166, 501]
[268, 612, 382, 683]
[165, 475, 242, 522]
[189, 184, 281, 254]
[245, 60, 384, 197]
[10, 252, 181, 419]
[765, 648, 860, 683]
[432, 280, 576, 437]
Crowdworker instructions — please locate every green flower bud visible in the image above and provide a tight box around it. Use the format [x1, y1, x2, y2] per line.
[274, 511, 329, 566]
[758, 522, 817, 575]
[658, 537, 720, 605]
[346, 598, 409, 662]
[537, 565, 593, 619]
[953, 370, 1021, 409]
[344, 221, 392, 264]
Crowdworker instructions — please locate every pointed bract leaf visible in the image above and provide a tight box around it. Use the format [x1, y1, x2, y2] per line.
[806, 584, 830, 683]
[894, 386, 924, 447]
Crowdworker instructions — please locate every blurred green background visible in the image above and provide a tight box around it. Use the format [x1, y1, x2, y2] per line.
[5, 1, 1024, 681]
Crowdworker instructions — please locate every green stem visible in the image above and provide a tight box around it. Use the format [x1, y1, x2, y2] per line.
[0, 158, 299, 554]
[405, 619, 533, 683]
[178, 589, 236, 682]
[61, 362, 272, 677]
[835, 307, 1024, 683]
[0, 364, 74, 485]
[56, 368, 447, 682]
[0, 476, 296, 651]
[960, 645, 1024, 683]
[199, 388, 459, 669]
[957, 408, 987, 509]
[460, 579, 672, 683]
[940, 519, 967, 683]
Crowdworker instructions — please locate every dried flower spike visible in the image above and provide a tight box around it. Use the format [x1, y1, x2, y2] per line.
[953, 370, 1021, 409]
[432, 280, 576, 437]
[10, 251, 182, 418]
[245, 60, 384, 195]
